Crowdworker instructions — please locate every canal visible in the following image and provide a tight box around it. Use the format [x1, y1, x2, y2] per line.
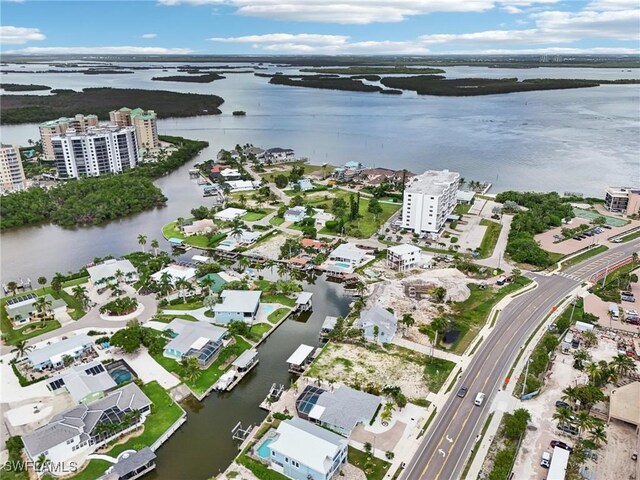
[146, 272, 351, 480]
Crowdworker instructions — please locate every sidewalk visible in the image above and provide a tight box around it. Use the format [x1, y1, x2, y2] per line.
[475, 214, 514, 273]
[392, 337, 463, 363]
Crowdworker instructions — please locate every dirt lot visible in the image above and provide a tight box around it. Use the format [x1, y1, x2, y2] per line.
[305, 342, 435, 400]
[511, 334, 640, 480]
[245, 233, 289, 260]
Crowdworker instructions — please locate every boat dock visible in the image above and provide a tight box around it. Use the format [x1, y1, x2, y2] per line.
[213, 349, 259, 392]
[286, 344, 316, 374]
[259, 383, 285, 411]
[294, 292, 313, 313]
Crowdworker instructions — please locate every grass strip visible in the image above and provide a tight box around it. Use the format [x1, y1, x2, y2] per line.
[461, 412, 495, 480]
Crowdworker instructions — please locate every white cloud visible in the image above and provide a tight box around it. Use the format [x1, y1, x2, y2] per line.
[446, 46, 640, 54]
[141, 33, 157, 39]
[209, 33, 349, 44]
[261, 40, 430, 54]
[586, 0, 639, 11]
[159, 0, 558, 24]
[4, 46, 194, 55]
[0, 26, 45, 44]
[419, 29, 571, 45]
[533, 8, 640, 40]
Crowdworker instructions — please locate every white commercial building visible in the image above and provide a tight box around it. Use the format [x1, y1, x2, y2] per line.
[52, 125, 139, 178]
[401, 169, 460, 234]
[214, 207, 247, 221]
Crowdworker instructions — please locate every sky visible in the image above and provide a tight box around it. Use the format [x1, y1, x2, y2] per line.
[1, 0, 639, 56]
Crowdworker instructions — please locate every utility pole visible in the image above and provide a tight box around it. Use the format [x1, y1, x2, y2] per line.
[601, 261, 611, 288]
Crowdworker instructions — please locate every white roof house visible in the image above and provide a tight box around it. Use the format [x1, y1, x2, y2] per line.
[456, 190, 476, 204]
[163, 319, 227, 366]
[213, 290, 262, 324]
[284, 206, 307, 223]
[228, 229, 262, 245]
[287, 344, 315, 367]
[87, 259, 137, 284]
[354, 307, 398, 343]
[328, 243, 368, 265]
[387, 244, 422, 271]
[150, 264, 196, 285]
[47, 360, 117, 404]
[268, 418, 348, 477]
[223, 180, 258, 192]
[306, 386, 381, 436]
[27, 334, 93, 369]
[182, 219, 216, 236]
[388, 244, 421, 257]
[214, 207, 247, 221]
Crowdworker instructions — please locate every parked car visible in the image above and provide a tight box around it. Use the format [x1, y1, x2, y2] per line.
[603, 225, 612, 229]
[457, 386, 468, 398]
[626, 316, 640, 325]
[541, 452, 551, 468]
[557, 422, 579, 435]
[612, 238, 623, 243]
[551, 440, 573, 451]
[625, 309, 638, 316]
[621, 295, 636, 303]
[555, 400, 571, 409]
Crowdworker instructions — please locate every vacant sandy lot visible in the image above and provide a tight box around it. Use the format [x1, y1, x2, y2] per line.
[246, 233, 289, 260]
[305, 342, 432, 399]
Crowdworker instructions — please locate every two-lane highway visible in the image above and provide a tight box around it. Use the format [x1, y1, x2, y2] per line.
[403, 239, 640, 480]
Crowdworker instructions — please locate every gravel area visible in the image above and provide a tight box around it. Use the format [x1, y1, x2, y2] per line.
[246, 234, 289, 260]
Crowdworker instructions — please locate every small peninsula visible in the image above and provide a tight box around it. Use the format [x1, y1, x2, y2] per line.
[0, 87, 225, 124]
[0, 83, 52, 91]
[300, 66, 446, 75]
[269, 74, 385, 93]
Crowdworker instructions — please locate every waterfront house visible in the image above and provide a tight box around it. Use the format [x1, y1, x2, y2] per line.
[163, 319, 227, 368]
[213, 290, 262, 324]
[360, 168, 415, 186]
[99, 447, 157, 480]
[265, 417, 348, 480]
[296, 385, 381, 437]
[328, 243, 368, 267]
[354, 307, 397, 343]
[27, 334, 94, 371]
[87, 259, 138, 285]
[263, 147, 295, 164]
[244, 146, 265, 159]
[229, 229, 261, 245]
[208, 164, 231, 181]
[47, 360, 117, 404]
[223, 180, 259, 192]
[284, 206, 307, 223]
[219, 168, 242, 181]
[232, 348, 259, 374]
[214, 207, 247, 222]
[456, 190, 476, 205]
[387, 244, 422, 271]
[6, 293, 67, 326]
[182, 219, 217, 237]
[198, 272, 228, 293]
[150, 264, 196, 285]
[22, 383, 151, 465]
[295, 292, 313, 312]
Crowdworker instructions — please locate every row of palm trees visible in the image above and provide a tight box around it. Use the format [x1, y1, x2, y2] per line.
[137, 234, 160, 256]
[552, 406, 607, 446]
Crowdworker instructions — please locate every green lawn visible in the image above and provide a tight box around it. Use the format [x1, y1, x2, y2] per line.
[269, 216, 285, 226]
[268, 307, 290, 324]
[593, 261, 639, 302]
[560, 245, 608, 270]
[348, 446, 391, 480]
[72, 381, 183, 480]
[152, 336, 251, 395]
[162, 220, 226, 249]
[478, 219, 502, 258]
[154, 314, 198, 323]
[164, 301, 204, 310]
[446, 277, 533, 354]
[454, 203, 472, 215]
[243, 210, 272, 221]
[246, 322, 273, 342]
[620, 229, 640, 242]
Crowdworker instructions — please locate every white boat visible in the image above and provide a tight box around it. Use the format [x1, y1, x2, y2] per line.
[214, 371, 236, 391]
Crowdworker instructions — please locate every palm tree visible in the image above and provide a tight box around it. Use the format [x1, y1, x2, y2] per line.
[180, 356, 201, 382]
[51, 272, 65, 294]
[552, 405, 574, 429]
[150, 239, 160, 256]
[238, 256, 250, 273]
[33, 296, 52, 318]
[137, 234, 147, 252]
[72, 284, 90, 309]
[36, 454, 49, 472]
[582, 330, 598, 348]
[158, 272, 173, 296]
[11, 339, 34, 358]
[589, 423, 607, 447]
[277, 262, 289, 280]
[610, 353, 637, 378]
[37, 276, 47, 293]
[572, 348, 591, 370]
[574, 411, 594, 439]
[6, 281, 18, 296]
[585, 362, 601, 386]
[401, 313, 415, 335]
[230, 218, 244, 239]
[266, 259, 276, 274]
[561, 386, 580, 406]
[174, 278, 191, 302]
[177, 217, 185, 228]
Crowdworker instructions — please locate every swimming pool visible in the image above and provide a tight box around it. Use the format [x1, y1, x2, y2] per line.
[334, 262, 352, 270]
[256, 437, 273, 459]
[262, 305, 275, 314]
[110, 368, 133, 385]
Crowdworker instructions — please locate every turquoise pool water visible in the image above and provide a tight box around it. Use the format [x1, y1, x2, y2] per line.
[335, 262, 351, 269]
[262, 305, 275, 314]
[256, 438, 273, 459]
[110, 369, 133, 385]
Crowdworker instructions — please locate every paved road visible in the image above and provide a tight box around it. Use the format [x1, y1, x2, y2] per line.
[403, 239, 640, 480]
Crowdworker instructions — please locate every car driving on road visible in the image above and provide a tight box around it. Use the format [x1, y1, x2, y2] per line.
[457, 386, 468, 398]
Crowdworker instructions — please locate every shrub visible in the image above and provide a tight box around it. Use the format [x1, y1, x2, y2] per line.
[100, 297, 138, 315]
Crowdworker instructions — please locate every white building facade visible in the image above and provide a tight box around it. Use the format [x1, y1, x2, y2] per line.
[51, 126, 138, 178]
[401, 170, 460, 234]
[0, 145, 26, 193]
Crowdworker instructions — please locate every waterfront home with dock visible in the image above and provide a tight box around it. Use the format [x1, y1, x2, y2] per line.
[99, 447, 157, 480]
[259, 418, 348, 480]
[213, 290, 262, 324]
[151, 264, 196, 285]
[319, 316, 338, 340]
[214, 348, 259, 391]
[295, 385, 381, 437]
[6, 293, 67, 326]
[354, 307, 398, 344]
[214, 207, 247, 222]
[22, 383, 151, 465]
[263, 147, 295, 164]
[163, 319, 227, 368]
[46, 360, 117, 404]
[295, 292, 313, 313]
[182, 219, 217, 237]
[287, 344, 315, 374]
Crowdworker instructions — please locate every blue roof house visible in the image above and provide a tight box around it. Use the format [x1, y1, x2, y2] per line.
[265, 418, 348, 480]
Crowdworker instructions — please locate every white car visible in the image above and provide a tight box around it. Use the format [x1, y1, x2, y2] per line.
[626, 309, 638, 316]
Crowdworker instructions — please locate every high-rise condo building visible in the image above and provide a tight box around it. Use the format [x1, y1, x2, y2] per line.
[51, 126, 138, 179]
[109, 107, 159, 149]
[0, 145, 27, 193]
[39, 114, 99, 160]
[401, 169, 460, 234]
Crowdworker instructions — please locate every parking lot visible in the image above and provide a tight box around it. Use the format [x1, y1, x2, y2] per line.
[534, 219, 624, 256]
